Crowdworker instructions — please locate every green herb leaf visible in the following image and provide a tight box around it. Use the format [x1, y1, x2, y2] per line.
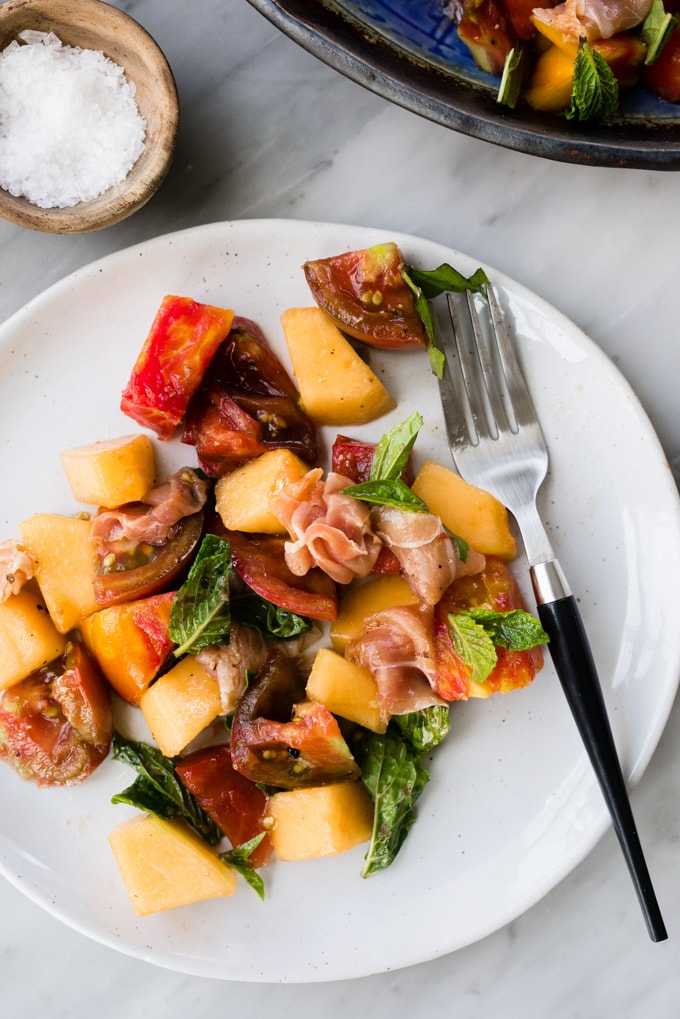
[401, 263, 489, 378]
[169, 534, 232, 657]
[355, 726, 429, 877]
[220, 833, 267, 900]
[111, 733, 222, 845]
[497, 42, 530, 108]
[566, 41, 619, 122]
[468, 607, 549, 650]
[446, 612, 498, 685]
[395, 705, 451, 753]
[232, 592, 312, 640]
[369, 411, 423, 482]
[642, 0, 678, 64]
[342, 477, 429, 513]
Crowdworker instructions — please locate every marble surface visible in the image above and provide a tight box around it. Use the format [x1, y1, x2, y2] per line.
[1, 0, 679, 1013]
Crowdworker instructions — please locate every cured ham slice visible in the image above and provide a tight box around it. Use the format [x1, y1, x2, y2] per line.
[91, 468, 209, 546]
[0, 539, 36, 602]
[275, 469, 382, 585]
[373, 505, 486, 606]
[346, 605, 446, 718]
[196, 623, 268, 714]
[532, 0, 653, 42]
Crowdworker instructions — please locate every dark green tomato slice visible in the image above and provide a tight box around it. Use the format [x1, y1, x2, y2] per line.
[230, 648, 359, 789]
[93, 511, 204, 607]
[303, 242, 428, 350]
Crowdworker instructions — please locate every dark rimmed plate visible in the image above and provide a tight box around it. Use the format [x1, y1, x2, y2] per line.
[247, 0, 680, 169]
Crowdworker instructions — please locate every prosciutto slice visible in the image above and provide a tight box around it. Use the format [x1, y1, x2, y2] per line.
[91, 467, 209, 546]
[275, 469, 382, 585]
[196, 623, 268, 714]
[0, 539, 36, 603]
[532, 0, 653, 42]
[347, 605, 446, 718]
[373, 505, 486, 606]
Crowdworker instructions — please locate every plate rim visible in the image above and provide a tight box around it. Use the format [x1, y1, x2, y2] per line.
[1, 217, 679, 981]
[246, 0, 680, 170]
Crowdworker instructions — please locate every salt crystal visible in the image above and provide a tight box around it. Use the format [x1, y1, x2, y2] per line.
[0, 30, 147, 209]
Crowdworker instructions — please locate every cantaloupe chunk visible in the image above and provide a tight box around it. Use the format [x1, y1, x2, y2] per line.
[411, 461, 517, 558]
[329, 574, 420, 652]
[140, 656, 222, 756]
[108, 814, 237, 916]
[214, 447, 309, 534]
[281, 307, 396, 425]
[80, 591, 175, 704]
[60, 434, 156, 508]
[0, 587, 67, 689]
[19, 514, 99, 633]
[306, 647, 386, 733]
[267, 780, 374, 861]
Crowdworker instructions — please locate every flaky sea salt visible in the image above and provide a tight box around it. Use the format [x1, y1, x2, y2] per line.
[0, 31, 147, 208]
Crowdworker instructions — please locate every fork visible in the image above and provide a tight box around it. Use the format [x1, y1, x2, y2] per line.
[439, 283, 667, 942]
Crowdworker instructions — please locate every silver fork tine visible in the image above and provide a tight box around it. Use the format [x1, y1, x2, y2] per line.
[438, 281, 667, 943]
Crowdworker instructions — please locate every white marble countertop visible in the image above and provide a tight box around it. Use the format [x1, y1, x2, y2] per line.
[1, 0, 679, 1014]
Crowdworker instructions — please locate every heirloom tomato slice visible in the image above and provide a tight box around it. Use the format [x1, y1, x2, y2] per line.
[176, 744, 273, 866]
[433, 556, 544, 700]
[230, 649, 359, 789]
[93, 511, 204, 607]
[0, 642, 112, 786]
[120, 296, 234, 440]
[303, 242, 428, 350]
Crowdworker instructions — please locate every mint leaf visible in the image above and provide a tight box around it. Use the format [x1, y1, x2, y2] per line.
[446, 612, 498, 685]
[642, 0, 678, 64]
[220, 833, 267, 900]
[566, 42, 619, 122]
[232, 591, 312, 640]
[170, 534, 232, 657]
[468, 607, 549, 650]
[356, 726, 429, 877]
[342, 477, 429, 512]
[111, 733, 222, 845]
[395, 705, 451, 752]
[369, 411, 423, 482]
[401, 263, 489, 378]
[497, 42, 530, 109]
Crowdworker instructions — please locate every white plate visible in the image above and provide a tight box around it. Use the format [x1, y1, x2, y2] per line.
[1, 220, 679, 983]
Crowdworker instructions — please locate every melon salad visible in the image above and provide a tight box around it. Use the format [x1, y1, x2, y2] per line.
[0, 243, 549, 917]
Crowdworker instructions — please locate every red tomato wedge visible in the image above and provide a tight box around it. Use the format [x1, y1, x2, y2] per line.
[303, 242, 428, 350]
[120, 296, 234, 439]
[433, 556, 544, 700]
[175, 744, 273, 867]
[643, 24, 680, 103]
[0, 642, 112, 786]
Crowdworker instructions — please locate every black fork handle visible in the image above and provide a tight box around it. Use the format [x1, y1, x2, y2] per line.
[532, 565, 667, 942]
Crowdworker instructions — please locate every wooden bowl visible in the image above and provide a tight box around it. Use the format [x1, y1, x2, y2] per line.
[0, 0, 179, 233]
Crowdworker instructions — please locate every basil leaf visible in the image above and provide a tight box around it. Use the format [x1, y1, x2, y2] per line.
[356, 726, 429, 877]
[170, 534, 232, 657]
[342, 477, 429, 512]
[395, 705, 451, 753]
[566, 42, 619, 122]
[220, 833, 267, 900]
[401, 263, 488, 378]
[497, 42, 530, 109]
[111, 733, 222, 846]
[369, 411, 423, 482]
[642, 0, 677, 64]
[468, 607, 549, 650]
[446, 612, 498, 685]
[232, 592, 312, 640]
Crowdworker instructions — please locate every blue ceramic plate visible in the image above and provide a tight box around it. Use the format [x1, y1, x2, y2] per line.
[247, 0, 680, 169]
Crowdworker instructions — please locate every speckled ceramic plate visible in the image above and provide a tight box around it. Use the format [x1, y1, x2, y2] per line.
[0, 220, 679, 982]
[247, 0, 680, 169]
